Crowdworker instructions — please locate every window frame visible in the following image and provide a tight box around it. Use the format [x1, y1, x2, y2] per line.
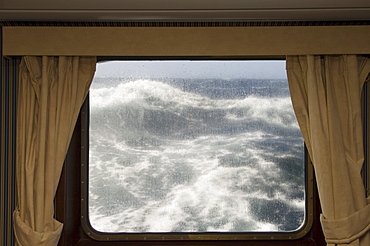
[68, 57, 317, 244]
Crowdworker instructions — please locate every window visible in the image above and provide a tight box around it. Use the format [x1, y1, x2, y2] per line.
[80, 59, 313, 241]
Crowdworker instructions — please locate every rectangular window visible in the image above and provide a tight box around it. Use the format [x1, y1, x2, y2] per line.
[81, 60, 313, 240]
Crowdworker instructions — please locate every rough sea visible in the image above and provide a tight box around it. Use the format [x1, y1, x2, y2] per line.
[88, 77, 305, 233]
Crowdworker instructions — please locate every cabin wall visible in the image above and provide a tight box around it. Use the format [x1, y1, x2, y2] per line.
[0, 29, 18, 246]
[1, 0, 370, 21]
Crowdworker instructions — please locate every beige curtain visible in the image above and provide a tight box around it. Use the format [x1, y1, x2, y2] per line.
[13, 56, 96, 246]
[287, 55, 370, 246]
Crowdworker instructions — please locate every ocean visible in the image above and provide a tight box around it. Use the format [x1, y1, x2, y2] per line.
[88, 77, 305, 233]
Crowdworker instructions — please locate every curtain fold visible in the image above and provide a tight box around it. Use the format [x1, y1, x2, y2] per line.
[14, 56, 96, 246]
[286, 55, 370, 246]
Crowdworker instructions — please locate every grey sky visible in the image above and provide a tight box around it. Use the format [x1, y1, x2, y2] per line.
[95, 60, 287, 80]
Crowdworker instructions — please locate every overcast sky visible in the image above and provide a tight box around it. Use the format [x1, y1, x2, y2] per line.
[95, 60, 287, 80]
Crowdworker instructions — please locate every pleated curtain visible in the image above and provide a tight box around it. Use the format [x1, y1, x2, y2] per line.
[13, 56, 96, 246]
[286, 55, 370, 246]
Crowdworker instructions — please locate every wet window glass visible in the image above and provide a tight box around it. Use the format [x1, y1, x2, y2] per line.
[88, 60, 305, 233]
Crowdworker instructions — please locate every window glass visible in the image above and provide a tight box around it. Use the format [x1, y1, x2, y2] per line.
[88, 60, 305, 234]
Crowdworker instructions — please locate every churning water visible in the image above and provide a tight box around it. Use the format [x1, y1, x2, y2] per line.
[88, 76, 305, 233]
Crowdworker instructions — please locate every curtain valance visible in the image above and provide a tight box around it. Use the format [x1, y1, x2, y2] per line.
[3, 26, 370, 56]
